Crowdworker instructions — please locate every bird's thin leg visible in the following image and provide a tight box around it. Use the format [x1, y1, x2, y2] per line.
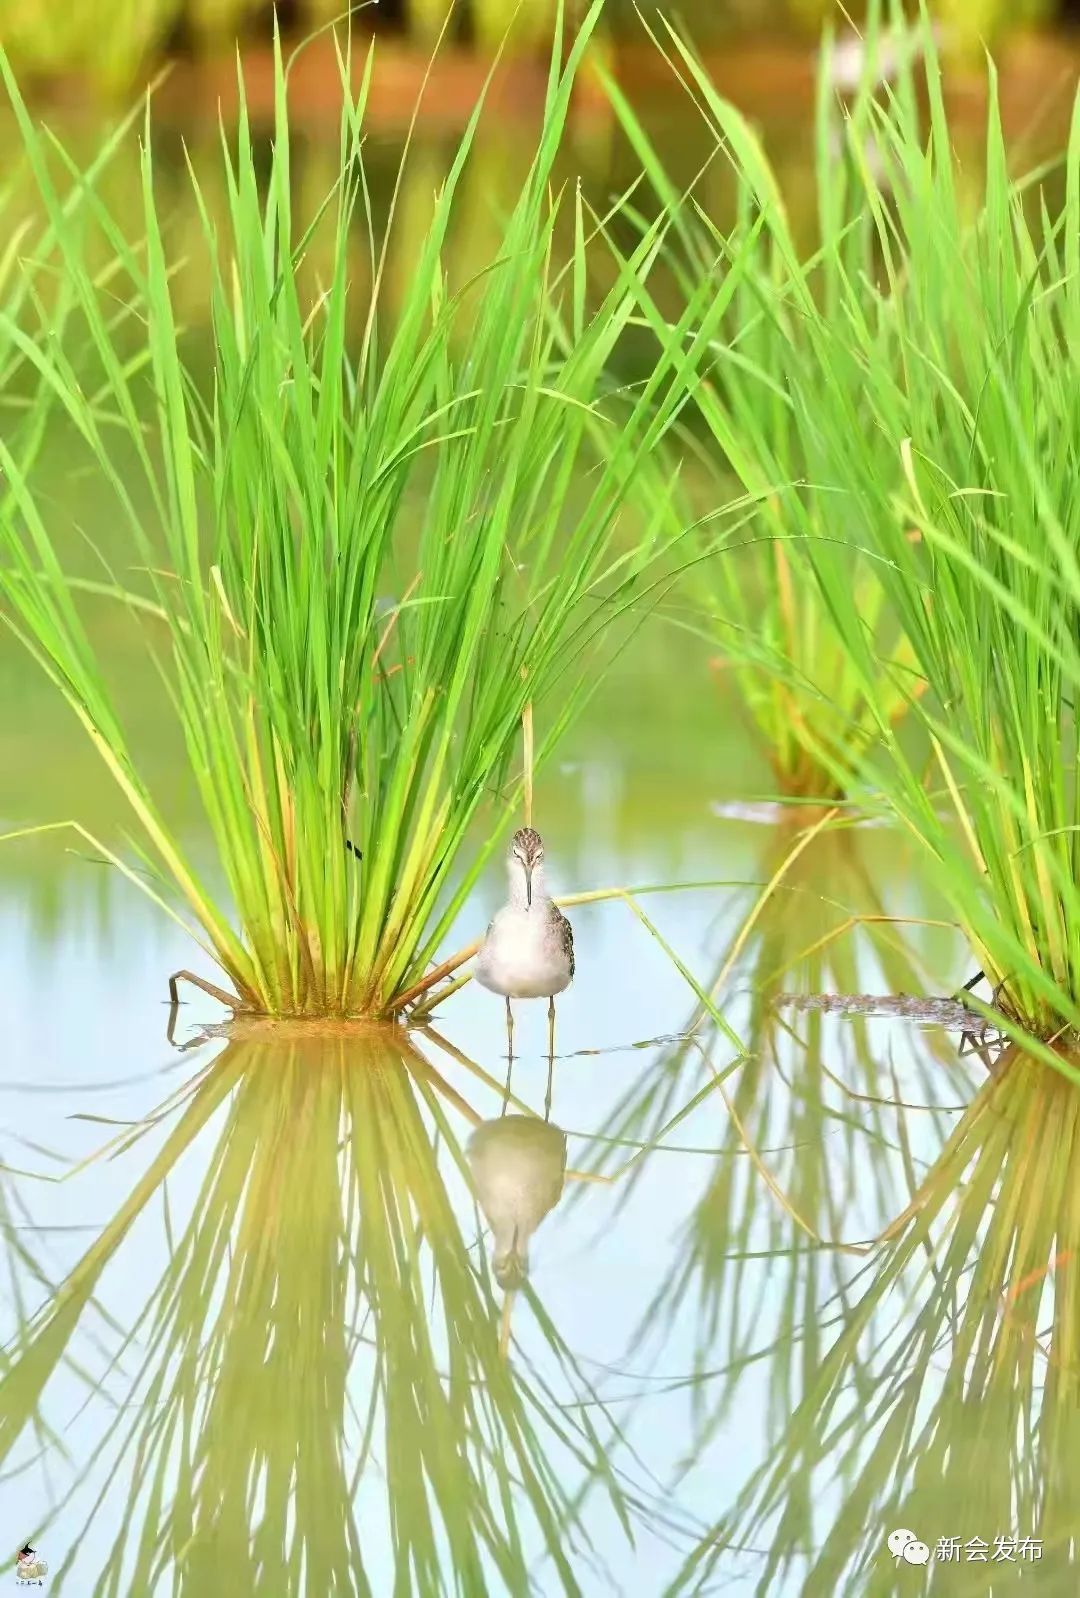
[547, 996, 556, 1065]
[505, 996, 514, 1063]
[501, 1051, 512, 1117]
[544, 1049, 554, 1124]
[499, 1290, 516, 1360]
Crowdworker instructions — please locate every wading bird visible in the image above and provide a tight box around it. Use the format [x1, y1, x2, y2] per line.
[475, 827, 575, 1060]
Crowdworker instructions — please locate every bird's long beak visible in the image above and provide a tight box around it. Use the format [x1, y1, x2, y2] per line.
[524, 862, 533, 909]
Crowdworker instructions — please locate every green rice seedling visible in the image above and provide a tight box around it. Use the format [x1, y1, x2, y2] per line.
[0, 8, 755, 1019]
[695, 550, 915, 802]
[0, 1025, 661, 1592]
[0, 103, 144, 429]
[629, 72, 1080, 1530]
[671, 1049, 1080, 1594]
[611, 5, 1080, 1051]
[605, 54, 921, 803]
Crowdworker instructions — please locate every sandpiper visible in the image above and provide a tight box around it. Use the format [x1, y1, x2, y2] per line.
[474, 827, 575, 1060]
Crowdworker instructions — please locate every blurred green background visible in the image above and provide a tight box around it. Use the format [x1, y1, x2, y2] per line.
[0, 0, 1072, 100]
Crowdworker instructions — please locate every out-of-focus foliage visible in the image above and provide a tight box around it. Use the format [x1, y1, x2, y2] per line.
[619, 0, 1056, 42]
[0, 0, 171, 94]
[0, 0, 255, 94]
[0, 0, 1064, 97]
[783, 0, 1053, 30]
[412, 0, 559, 47]
[0, 0, 344, 95]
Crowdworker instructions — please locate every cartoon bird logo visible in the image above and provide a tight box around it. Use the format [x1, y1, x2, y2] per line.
[15, 1543, 48, 1581]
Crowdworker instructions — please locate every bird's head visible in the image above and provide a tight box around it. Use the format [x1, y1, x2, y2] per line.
[492, 1239, 529, 1290]
[508, 827, 545, 908]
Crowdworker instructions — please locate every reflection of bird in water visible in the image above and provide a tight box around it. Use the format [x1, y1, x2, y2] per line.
[475, 828, 575, 1062]
[467, 1115, 568, 1289]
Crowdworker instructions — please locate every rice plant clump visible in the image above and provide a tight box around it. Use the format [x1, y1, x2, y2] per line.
[606, 53, 919, 804]
[0, 9, 733, 1019]
[624, 7, 1080, 1047]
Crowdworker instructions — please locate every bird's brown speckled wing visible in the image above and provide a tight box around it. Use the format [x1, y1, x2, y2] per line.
[556, 908, 574, 979]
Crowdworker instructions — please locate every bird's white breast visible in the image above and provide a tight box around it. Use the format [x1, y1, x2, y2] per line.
[475, 907, 573, 999]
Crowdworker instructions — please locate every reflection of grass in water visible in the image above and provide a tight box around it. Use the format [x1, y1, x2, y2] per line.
[672, 1052, 1080, 1594]
[0, 1025, 663, 1592]
[588, 819, 967, 1448]
[0, 9, 714, 1019]
[595, 816, 961, 1195]
[0, 1159, 92, 1485]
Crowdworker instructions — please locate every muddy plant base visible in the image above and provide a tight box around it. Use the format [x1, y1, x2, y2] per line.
[199, 1014, 409, 1041]
[165, 970, 414, 1046]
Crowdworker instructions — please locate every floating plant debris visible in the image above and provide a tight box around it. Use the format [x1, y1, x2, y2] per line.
[774, 993, 998, 1036]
